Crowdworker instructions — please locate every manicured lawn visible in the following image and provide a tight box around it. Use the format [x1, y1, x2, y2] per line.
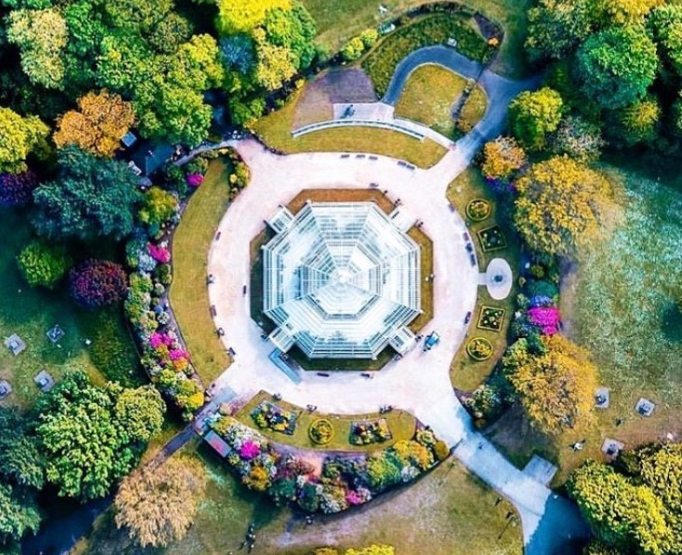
[254, 89, 447, 168]
[408, 226, 434, 332]
[235, 390, 417, 452]
[170, 159, 232, 384]
[458, 82, 488, 130]
[0, 210, 139, 410]
[446, 167, 520, 392]
[80, 438, 522, 555]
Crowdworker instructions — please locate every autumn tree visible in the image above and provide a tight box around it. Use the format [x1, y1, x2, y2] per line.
[137, 187, 179, 234]
[551, 115, 605, 162]
[32, 146, 142, 242]
[0, 108, 49, 175]
[6, 8, 68, 89]
[596, 0, 663, 25]
[612, 96, 661, 147]
[525, 0, 595, 61]
[508, 88, 563, 151]
[576, 25, 657, 109]
[503, 335, 599, 435]
[514, 156, 612, 256]
[216, 0, 291, 35]
[114, 456, 206, 547]
[480, 136, 527, 182]
[53, 90, 135, 157]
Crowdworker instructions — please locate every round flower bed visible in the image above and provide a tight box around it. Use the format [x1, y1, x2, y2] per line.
[466, 198, 492, 221]
[466, 337, 494, 361]
[309, 418, 334, 445]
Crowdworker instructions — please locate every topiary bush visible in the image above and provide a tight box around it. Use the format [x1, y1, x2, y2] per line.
[17, 240, 72, 289]
[69, 259, 128, 309]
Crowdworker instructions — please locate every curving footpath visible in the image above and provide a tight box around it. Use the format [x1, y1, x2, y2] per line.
[205, 48, 587, 554]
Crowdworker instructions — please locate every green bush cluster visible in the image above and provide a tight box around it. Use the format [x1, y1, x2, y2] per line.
[17, 240, 72, 289]
[362, 14, 492, 97]
[340, 29, 379, 62]
[89, 310, 142, 387]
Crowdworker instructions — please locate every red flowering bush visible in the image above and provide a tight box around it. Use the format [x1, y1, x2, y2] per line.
[69, 259, 128, 309]
[148, 243, 171, 263]
[527, 306, 561, 335]
[186, 173, 204, 188]
[0, 171, 39, 207]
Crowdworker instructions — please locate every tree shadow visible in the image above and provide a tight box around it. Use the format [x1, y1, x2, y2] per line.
[661, 303, 682, 343]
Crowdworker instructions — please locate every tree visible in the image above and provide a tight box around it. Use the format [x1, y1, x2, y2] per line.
[582, 540, 627, 555]
[648, 5, 682, 77]
[504, 335, 599, 434]
[0, 483, 42, 548]
[0, 108, 49, 175]
[147, 13, 194, 54]
[215, 0, 291, 35]
[597, 0, 663, 25]
[568, 460, 673, 554]
[17, 241, 72, 289]
[6, 8, 68, 89]
[103, 0, 173, 33]
[508, 88, 563, 151]
[69, 259, 128, 309]
[551, 115, 605, 162]
[53, 90, 135, 157]
[220, 34, 258, 74]
[525, 0, 595, 61]
[252, 28, 297, 91]
[612, 96, 661, 146]
[0, 171, 39, 207]
[480, 136, 527, 182]
[262, 3, 317, 70]
[114, 387, 165, 443]
[114, 456, 206, 547]
[576, 25, 657, 109]
[35, 372, 163, 500]
[514, 156, 612, 256]
[32, 146, 142, 242]
[138, 187, 179, 233]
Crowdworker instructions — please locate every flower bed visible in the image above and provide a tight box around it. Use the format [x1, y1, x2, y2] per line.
[208, 416, 448, 514]
[477, 306, 505, 332]
[309, 418, 334, 445]
[466, 337, 494, 361]
[477, 225, 507, 252]
[250, 401, 298, 435]
[350, 418, 392, 445]
[466, 198, 492, 222]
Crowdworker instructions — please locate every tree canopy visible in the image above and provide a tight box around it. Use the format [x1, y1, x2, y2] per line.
[0, 107, 49, 175]
[508, 87, 564, 151]
[525, 0, 595, 61]
[215, 0, 291, 35]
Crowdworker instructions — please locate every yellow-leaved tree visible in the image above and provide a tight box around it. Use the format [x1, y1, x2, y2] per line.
[504, 335, 599, 435]
[514, 156, 612, 257]
[53, 90, 135, 157]
[216, 0, 291, 35]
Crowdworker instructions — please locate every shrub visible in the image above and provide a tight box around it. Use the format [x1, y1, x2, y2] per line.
[137, 187, 179, 233]
[367, 451, 403, 492]
[89, 311, 142, 386]
[69, 259, 128, 309]
[359, 29, 379, 49]
[154, 264, 172, 286]
[341, 36, 365, 62]
[481, 136, 527, 182]
[17, 240, 72, 289]
[0, 171, 39, 207]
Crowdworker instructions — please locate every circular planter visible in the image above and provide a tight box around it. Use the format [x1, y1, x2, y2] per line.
[466, 337, 494, 361]
[466, 198, 492, 222]
[309, 418, 334, 445]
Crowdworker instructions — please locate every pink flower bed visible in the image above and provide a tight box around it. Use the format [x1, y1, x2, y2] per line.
[240, 441, 260, 460]
[528, 306, 561, 335]
[187, 173, 204, 188]
[169, 348, 189, 361]
[149, 332, 175, 349]
[148, 243, 171, 263]
[346, 490, 364, 505]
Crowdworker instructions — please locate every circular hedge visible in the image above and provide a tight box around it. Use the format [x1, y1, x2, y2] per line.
[466, 337, 494, 361]
[465, 198, 492, 221]
[309, 418, 334, 445]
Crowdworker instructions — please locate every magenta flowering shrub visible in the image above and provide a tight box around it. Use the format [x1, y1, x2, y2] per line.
[0, 171, 39, 207]
[240, 441, 260, 460]
[186, 173, 204, 188]
[69, 259, 128, 309]
[528, 306, 561, 335]
[148, 243, 171, 263]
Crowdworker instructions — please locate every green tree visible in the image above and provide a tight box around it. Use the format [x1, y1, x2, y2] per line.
[103, 0, 173, 33]
[6, 8, 68, 89]
[138, 187, 179, 233]
[114, 457, 206, 547]
[508, 87, 563, 151]
[514, 156, 612, 256]
[0, 483, 42, 548]
[612, 95, 661, 146]
[215, 0, 291, 35]
[32, 146, 142, 242]
[0, 107, 49, 175]
[262, 3, 317, 70]
[648, 5, 682, 77]
[597, 0, 663, 25]
[114, 386, 165, 443]
[147, 13, 193, 54]
[252, 27, 297, 90]
[525, 0, 595, 61]
[576, 25, 657, 109]
[17, 240, 72, 289]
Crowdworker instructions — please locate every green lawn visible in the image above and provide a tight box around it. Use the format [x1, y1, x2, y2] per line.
[253, 88, 447, 168]
[170, 159, 232, 384]
[0, 210, 139, 410]
[235, 390, 417, 453]
[446, 167, 520, 392]
[79, 437, 522, 555]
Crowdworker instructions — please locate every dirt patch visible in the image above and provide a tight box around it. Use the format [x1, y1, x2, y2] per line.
[294, 68, 377, 128]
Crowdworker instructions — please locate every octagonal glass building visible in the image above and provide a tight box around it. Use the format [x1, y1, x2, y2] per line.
[262, 202, 421, 359]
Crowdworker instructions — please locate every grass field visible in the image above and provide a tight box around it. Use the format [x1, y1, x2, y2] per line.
[80, 437, 522, 555]
[0, 211, 139, 410]
[446, 168, 520, 392]
[170, 159, 232, 384]
[254, 89, 447, 168]
[235, 390, 417, 452]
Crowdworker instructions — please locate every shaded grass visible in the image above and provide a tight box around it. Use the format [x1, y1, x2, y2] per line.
[446, 167, 520, 392]
[0, 210, 138, 410]
[254, 89, 447, 169]
[170, 159, 232, 384]
[408, 226, 434, 332]
[235, 390, 417, 452]
[459, 82, 488, 129]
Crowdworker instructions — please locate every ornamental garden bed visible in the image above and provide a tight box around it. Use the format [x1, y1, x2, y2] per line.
[309, 418, 335, 445]
[477, 225, 507, 251]
[466, 337, 494, 361]
[251, 401, 299, 435]
[477, 306, 505, 332]
[466, 198, 492, 221]
[350, 418, 392, 445]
